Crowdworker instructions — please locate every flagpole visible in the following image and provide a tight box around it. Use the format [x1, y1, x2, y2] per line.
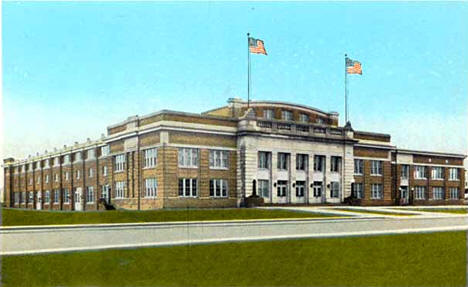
[344, 53, 348, 124]
[247, 33, 251, 108]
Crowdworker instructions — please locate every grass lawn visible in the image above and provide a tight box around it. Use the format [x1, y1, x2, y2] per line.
[333, 208, 416, 216]
[1, 208, 334, 226]
[408, 208, 467, 214]
[2, 232, 465, 287]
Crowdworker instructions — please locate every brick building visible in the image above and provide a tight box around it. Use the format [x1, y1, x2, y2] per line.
[3, 98, 466, 210]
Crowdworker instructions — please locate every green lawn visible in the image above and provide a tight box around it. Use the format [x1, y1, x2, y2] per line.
[2, 232, 465, 287]
[333, 208, 416, 216]
[408, 208, 467, 214]
[1, 208, 334, 226]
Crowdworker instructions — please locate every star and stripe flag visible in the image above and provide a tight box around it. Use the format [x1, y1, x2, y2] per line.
[248, 37, 267, 55]
[346, 57, 362, 75]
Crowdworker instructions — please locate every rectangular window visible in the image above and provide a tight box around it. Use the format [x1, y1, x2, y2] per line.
[449, 168, 459, 180]
[65, 172, 69, 181]
[178, 148, 199, 168]
[432, 187, 444, 200]
[296, 154, 308, 171]
[64, 189, 70, 204]
[209, 179, 228, 198]
[28, 192, 34, 202]
[53, 189, 60, 204]
[313, 181, 322, 197]
[282, 110, 293, 121]
[431, 167, 444, 179]
[449, 187, 459, 199]
[414, 186, 426, 200]
[63, 155, 70, 164]
[88, 168, 93, 178]
[263, 109, 274, 119]
[258, 180, 270, 198]
[144, 148, 158, 168]
[74, 152, 82, 162]
[86, 186, 94, 203]
[144, 178, 158, 198]
[101, 145, 110, 157]
[354, 183, 363, 199]
[414, 166, 427, 179]
[178, 178, 198, 197]
[295, 181, 305, 197]
[76, 170, 81, 179]
[55, 173, 59, 182]
[401, 165, 409, 179]
[314, 155, 325, 172]
[21, 192, 26, 203]
[354, 159, 363, 175]
[29, 177, 33, 185]
[101, 185, 110, 203]
[210, 150, 229, 169]
[258, 152, 271, 169]
[115, 181, 125, 199]
[103, 166, 108, 176]
[43, 160, 49, 168]
[114, 154, 126, 172]
[330, 182, 340, 198]
[371, 184, 383, 199]
[87, 149, 95, 160]
[45, 175, 49, 183]
[277, 180, 288, 197]
[14, 193, 20, 203]
[370, 161, 383, 175]
[330, 156, 341, 173]
[45, 191, 50, 203]
[299, 113, 309, 122]
[54, 157, 60, 166]
[277, 153, 289, 170]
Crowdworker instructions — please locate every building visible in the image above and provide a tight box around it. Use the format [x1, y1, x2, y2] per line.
[3, 98, 466, 211]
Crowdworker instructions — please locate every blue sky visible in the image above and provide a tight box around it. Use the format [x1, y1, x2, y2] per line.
[3, 1, 468, 161]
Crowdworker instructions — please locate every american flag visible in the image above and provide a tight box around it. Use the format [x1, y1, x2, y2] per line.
[346, 57, 362, 75]
[249, 37, 267, 55]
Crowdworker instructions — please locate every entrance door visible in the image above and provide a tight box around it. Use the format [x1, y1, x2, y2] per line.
[74, 188, 82, 211]
[400, 186, 409, 205]
[101, 185, 110, 204]
[276, 181, 288, 204]
[36, 192, 42, 210]
[313, 181, 324, 203]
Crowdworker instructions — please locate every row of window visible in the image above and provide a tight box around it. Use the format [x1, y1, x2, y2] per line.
[24, 166, 109, 186]
[258, 152, 342, 172]
[262, 109, 325, 124]
[413, 186, 460, 200]
[257, 180, 340, 198]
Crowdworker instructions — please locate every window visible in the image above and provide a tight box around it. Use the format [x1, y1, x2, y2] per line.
[314, 155, 325, 172]
[21, 192, 26, 203]
[431, 167, 444, 180]
[101, 185, 110, 203]
[74, 152, 82, 162]
[63, 155, 70, 164]
[371, 184, 383, 199]
[43, 160, 49, 168]
[401, 165, 409, 179]
[277, 153, 289, 170]
[296, 154, 308, 171]
[354, 183, 363, 199]
[209, 179, 228, 197]
[414, 166, 427, 179]
[14, 193, 20, 203]
[282, 110, 293, 121]
[21, 165, 26, 173]
[114, 154, 126, 172]
[45, 191, 50, 203]
[313, 181, 322, 197]
[414, 186, 426, 200]
[54, 173, 59, 182]
[210, 150, 229, 169]
[101, 145, 110, 157]
[28, 192, 34, 202]
[449, 187, 459, 200]
[295, 181, 305, 197]
[263, 109, 274, 119]
[258, 180, 270, 198]
[331, 156, 341, 172]
[88, 168, 93, 178]
[354, 159, 363, 175]
[63, 189, 70, 203]
[370, 161, 383, 175]
[87, 149, 95, 160]
[45, 174, 49, 183]
[103, 166, 108, 176]
[29, 177, 33, 185]
[36, 162, 41, 170]
[86, 187, 94, 203]
[76, 170, 81, 179]
[144, 178, 158, 198]
[277, 180, 288, 197]
[299, 113, 309, 123]
[330, 182, 340, 198]
[258, 152, 271, 169]
[54, 157, 60, 166]
[115, 181, 126, 199]
[432, 187, 444, 200]
[178, 148, 199, 168]
[65, 171, 69, 181]
[449, 168, 459, 180]
[178, 178, 198, 197]
[144, 148, 158, 168]
[53, 189, 60, 204]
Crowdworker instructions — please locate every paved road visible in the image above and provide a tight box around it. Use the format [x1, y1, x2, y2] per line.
[1, 215, 467, 256]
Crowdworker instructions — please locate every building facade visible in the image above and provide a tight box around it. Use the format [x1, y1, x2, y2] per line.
[3, 99, 466, 210]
